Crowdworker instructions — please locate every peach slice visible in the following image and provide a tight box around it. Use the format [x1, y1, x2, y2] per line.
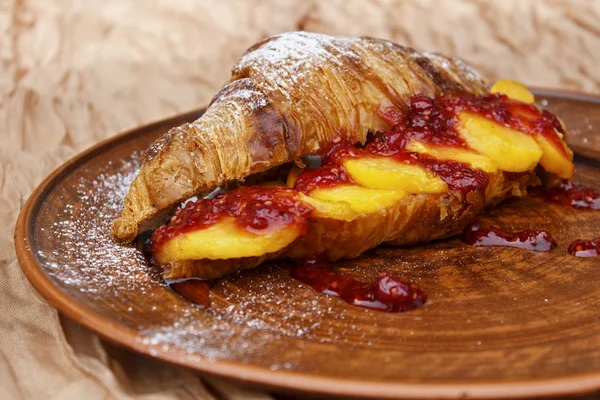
[457, 112, 543, 172]
[536, 134, 574, 179]
[488, 80, 573, 178]
[490, 79, 535, 104]
[309, 184, 407, 214]
[299, 193, 358, 221]
[155, 217, 303, 263]
[342, 156, 447, 193]
[489, 81, 573, 178]
[405, 141, 498, 173]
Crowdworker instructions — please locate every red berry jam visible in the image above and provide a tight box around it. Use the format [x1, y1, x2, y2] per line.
[152, 186, 313, 252]
[568, 237, 600, 257]
[461, 222, 557, 252]
[545, 181, 600, 210]
[290, 257, 427, 312]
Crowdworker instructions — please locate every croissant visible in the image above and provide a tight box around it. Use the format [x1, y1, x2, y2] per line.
[113, 32, 574, 281]
[112, 32, 490, 242]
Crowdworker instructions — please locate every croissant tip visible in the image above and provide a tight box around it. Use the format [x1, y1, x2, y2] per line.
[111, 218, 137, 243]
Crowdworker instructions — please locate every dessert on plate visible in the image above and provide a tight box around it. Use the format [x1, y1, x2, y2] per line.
[112, 32, 574, 282]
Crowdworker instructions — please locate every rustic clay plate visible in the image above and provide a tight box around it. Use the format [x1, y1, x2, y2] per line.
[14, 89, 600, 399]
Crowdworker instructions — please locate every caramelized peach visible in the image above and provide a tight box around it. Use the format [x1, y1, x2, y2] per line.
[536, 134, 574, 179]
[309, 184, 407, 214]
[342, 156, 447, 193]
[299, 193, 358, 221]
[155, 217, 303, 263]
[405, 141, 498, 173]
[490, 79, 535, 104]
[457, 112, 543, 172]
[488, 80, 573, 178]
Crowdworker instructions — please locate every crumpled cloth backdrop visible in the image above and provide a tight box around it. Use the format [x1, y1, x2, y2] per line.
[1, 0, 599, 399]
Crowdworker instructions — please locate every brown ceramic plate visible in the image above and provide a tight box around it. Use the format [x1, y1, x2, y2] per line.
[14, 89, 600, 399]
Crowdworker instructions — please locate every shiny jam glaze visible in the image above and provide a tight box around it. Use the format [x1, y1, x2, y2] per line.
[293, 164, 352, 193]
[568, 238, 600, 257]
[323, 142, 490, 194]
[446, 93, 568, 156]
[381, 94, 567, 154]
[295, 92, 567, 195]
[151, 186, 313, 250]
[379, 95, 467, 147]
[290, 257, 427, 312]
[419, 156, 489, 193]
[545, 180, 600, 210]
[461, 222, 557, 251]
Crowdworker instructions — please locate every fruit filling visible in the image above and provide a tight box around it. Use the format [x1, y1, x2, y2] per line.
[152, 187, 313, 263]
[151, 81, 574, 271]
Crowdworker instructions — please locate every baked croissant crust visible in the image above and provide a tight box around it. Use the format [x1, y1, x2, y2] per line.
[112, 32, 489, 242]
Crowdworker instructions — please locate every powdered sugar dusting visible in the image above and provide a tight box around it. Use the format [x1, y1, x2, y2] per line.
[233, 87, 268, 108]
[210, 82, 269, 113]
[237, 32, 344, 77]
[234, 32, 360, 101]
[450, 57, 487, 86]
[29, 149, 375, 362]
[38, 155, 151, 295]
[27, 148, 428, 360]
[28, 145, 402, 360]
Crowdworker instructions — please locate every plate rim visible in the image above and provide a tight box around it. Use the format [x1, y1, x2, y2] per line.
[13, 88, 600, 399]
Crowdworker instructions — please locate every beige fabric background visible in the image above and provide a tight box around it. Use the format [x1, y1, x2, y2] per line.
[2, 1, 599, 399]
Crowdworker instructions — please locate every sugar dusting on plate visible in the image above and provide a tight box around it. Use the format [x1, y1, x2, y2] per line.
[39, 156, 149, 295]
[32, 153, 261, 360]
[31, 151, 380, 365]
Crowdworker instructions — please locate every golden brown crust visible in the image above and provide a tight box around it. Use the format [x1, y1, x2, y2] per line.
[112, 32, 488, 242]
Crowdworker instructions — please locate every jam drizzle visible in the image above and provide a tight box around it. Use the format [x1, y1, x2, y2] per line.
[293, 164, 352, 193]
[409, 153, 489, 193]
[290, 257, 427, 312]
[148, 92, 576, 313]
[297, 92, 565, 196]
[545, 180, 600, 210]
[568, 237, 600, 257]
[154, 93, 570, 253]
[461, 222, 557, 252]
[379, 94, 467, 148]
[152, 186, 313, 251]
